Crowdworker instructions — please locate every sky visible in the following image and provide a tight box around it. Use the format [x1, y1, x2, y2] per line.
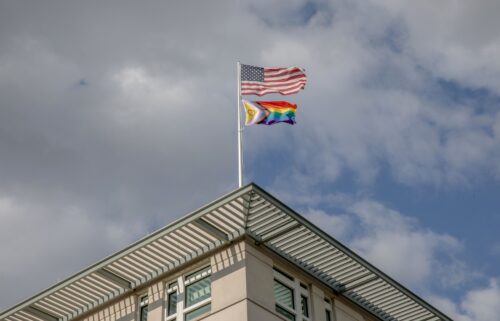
[1, 1, 500, 320]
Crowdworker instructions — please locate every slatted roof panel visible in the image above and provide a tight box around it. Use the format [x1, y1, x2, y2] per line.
[246, 186, 452, 321]
[0, 183, 452, 321]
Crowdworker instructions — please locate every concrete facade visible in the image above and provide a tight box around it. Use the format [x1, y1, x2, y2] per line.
[76, 238, 376, 321]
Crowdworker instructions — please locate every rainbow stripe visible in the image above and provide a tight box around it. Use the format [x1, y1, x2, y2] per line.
[242, 100, 297, 126]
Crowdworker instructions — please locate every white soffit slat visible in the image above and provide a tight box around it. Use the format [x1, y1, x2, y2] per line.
[269, 226, 309, 247]
[143, 243, 177, 264]
[305, 245, 340, 263]
[202, 213, 236, 234]
[155, 237, 187, 258]
[311, 252, 347, 271]
[107, 262, 142, 281]
[47, 293, 83, 314]
[357, 279, 389, 294]
[405, 311, 433, 320]
[187, 224, 220, 243]
[87, 273, 123, 293]
[396, 307, 425, 320]
[369, 291, 402, 308]
[210, 209, 242, 230]
[130, 250, 164, 270]
[216, 207, 244, 226]
[17, 311, 48, 321]
[248, 211, 287, 230]
[121, 254, 156, 272]
[37, 296, 73, 315]
[248, 205, 281, 224]
[337, 271, 374, 288]
[32, 301, 68, 318]
[57, 288, 92, 307]
[159, 236, 191, 257]
[275, 230, 313, 251]
[169, 232, 199, 253]
[333, 265, 365, 281]
[255, 217, 295, 236]
[221, 204, 246, 223]
[381, 297, 412, 312]
[247, 204, 279, 221]
[326, 262, 360, 278]
[76, 281, 109, 302]
[259, 220, 299, 240]
[177, 229, 210, 249]
[287, 236, 323, 256]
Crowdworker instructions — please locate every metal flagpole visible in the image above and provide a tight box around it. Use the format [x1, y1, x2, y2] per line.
[237, 62, 243, 187]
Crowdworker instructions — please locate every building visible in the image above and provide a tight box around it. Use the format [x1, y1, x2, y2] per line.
[0, 183, 452, 321]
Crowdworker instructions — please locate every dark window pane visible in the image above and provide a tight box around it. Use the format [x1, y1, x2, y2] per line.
[273, 280, 294, 309]
[301, 295, 309, 317]
[168, 292, 178, 316]
[186, 276, 211, 307]
[185, 303, 211, 321]
[140, 305, 148, 321]
[325, 310, 332, 321]
[276, 305, 295, 321]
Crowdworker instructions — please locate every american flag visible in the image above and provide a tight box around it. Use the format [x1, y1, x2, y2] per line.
[240, 64, 307, 96]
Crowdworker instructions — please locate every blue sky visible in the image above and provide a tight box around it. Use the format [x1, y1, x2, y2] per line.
[1, 1, 500, 320]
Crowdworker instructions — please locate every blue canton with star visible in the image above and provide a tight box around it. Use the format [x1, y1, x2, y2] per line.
[241, 64, 264, 82]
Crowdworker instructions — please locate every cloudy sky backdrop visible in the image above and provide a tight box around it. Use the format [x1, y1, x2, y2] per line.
[1, 1, 500, 320]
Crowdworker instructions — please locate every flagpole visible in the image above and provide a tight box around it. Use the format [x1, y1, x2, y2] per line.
[237, 62, 243, 187]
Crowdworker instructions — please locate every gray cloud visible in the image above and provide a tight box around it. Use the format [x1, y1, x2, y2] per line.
[1, 0, 500, 315]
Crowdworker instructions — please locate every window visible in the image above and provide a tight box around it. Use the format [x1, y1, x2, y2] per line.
[185, 273, 211, 307]
[274, 280, 294, 310]
[273, 268, 310, 321]
[139, 295, 149, 321]
[185, 303, 211, 321]
[325, 310, 332, 321]
[167, 282, 178, 316]
[301, 295, 309, 318]
[325, 298, 333, 321]
[166, 266, 212, 321]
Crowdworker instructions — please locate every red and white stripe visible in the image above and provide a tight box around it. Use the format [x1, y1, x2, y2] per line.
[241, 67, 307, 96]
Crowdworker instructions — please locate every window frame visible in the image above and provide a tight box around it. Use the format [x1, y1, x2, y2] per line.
[273, 268, 311, 321]
[166, 281, 179, 317]
[138, 294, 149, 321]
[165, 266, 212, 321]
[325, 298, 333, 321]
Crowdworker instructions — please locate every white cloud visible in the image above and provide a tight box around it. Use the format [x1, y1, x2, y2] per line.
[305, 197, 467, 289]
[430, 279, 500, 321]
[304, 208, 352, 240]
[461, 279, 500, 321]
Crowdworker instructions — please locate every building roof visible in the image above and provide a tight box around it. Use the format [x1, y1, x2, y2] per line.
[0, 183, 452, 321]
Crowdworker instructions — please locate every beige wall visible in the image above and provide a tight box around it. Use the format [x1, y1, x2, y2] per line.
[76, 239, 376, 321]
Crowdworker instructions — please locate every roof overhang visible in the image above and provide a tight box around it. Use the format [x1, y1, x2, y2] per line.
[0, 183, 452, 321]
